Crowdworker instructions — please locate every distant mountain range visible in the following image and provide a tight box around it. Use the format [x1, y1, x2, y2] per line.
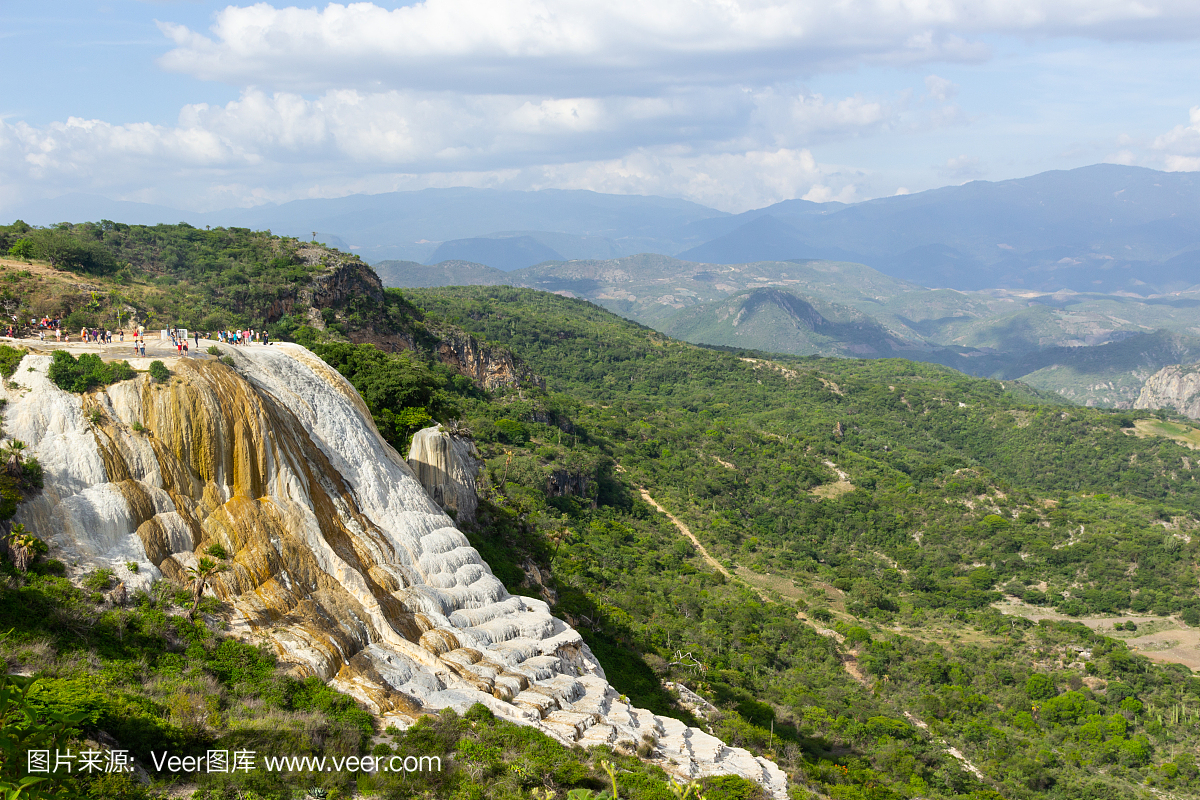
[9, 164, 1200, 292]
[377, 253, 1200, 407]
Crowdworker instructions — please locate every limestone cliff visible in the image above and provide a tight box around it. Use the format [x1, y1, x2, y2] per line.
[432, 327, 544, 391]
[4, 345, 787, 797]
[1135, 365, 1200, 418]
[407, 426, 481, 525]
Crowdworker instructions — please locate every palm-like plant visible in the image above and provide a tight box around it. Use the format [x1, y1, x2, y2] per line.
[3, 439, 26, 478]
[5, 523, 46, 572]
[185, 556, 228, 621]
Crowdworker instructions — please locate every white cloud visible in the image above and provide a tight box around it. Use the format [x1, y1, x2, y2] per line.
[0, 89, 869, 212]
[942, 154, 984, 180]
[751, 89, 891, 146]
[924, 74, 958, 101]
[12, 0, 1200, 216]
[156, 1, 1200, 94]
[1153, 105, 1200, 171]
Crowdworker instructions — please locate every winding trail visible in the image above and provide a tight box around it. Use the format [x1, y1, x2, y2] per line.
[639, 483, 996, 788]
[638, 488, 731, 579]
[638, 485, 870, 688]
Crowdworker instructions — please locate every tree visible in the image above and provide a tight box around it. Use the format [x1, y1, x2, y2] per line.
[30, 229, 117, 275]
[7, 239, 34, 262]
[186, 556, 228, 621]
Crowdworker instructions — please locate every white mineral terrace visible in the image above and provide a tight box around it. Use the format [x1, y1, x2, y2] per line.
[2, 340, 788, 797]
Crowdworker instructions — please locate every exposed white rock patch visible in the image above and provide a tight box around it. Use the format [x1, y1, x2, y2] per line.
[407, 425, 481, 525]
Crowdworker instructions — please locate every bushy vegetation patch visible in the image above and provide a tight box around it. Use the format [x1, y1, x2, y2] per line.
[47, 350, 135, 393]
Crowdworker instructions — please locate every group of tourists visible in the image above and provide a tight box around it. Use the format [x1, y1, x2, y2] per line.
[80, 328, 117, 345]
[217, 328, 269, 346]
[2, 318, 274, 354]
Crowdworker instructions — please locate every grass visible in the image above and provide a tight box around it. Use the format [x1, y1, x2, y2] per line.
[1132, 418, 1200, 450]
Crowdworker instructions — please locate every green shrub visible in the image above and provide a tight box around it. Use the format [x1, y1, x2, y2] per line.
[495, 418, 529, 444]
[841, 625, 872, 646]
[220, 356, 235, 368]
[205, 543, 229, 560]
[82, 568, 114, 592]
[7, 238, 34, 261]
[0, 345, 25, 378]
[47, 351, 136, 393]
[1025, 673, 1056, 700]
[207, 345, 221, 356]
[148, 360, 170, 382]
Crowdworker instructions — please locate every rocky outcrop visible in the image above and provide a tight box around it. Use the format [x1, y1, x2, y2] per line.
[433, 328, 544, 391]
[5, 344, 787, 798]
[407, 426, 481, 525]
[300, 256, 385, 309]
[547, 468, 593, 506]
[1135, 365, 1200, 418]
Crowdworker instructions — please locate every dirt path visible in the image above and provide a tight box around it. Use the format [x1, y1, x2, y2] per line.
[811, 460, 854, 499]
[638, 487, 869, 685]
[638, 488, 731, 579]
[904, 713, 989, 784]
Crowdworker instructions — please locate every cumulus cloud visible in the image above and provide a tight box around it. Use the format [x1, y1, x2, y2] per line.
[924, 75, 958, 101]
[0, 89, 869, 212]
[156, 1, 1200, 94]
[12, 0, 1200, 215]
[1152, 105, 1200, 171]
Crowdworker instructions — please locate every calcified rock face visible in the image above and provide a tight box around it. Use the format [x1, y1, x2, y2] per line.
[5, 345, 787, 797]
[407, 426, 481, 525]
[1136, 365, 1200, 418]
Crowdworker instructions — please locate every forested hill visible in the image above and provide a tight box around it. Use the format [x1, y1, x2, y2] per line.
[403, 285, 1200, 799]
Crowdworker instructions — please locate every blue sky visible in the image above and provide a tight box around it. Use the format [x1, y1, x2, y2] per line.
[3, 0, 1200, 214]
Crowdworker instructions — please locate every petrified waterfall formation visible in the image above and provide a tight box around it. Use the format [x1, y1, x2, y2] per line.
[406, 426, 481, 525]
[5, 345, 787, 797]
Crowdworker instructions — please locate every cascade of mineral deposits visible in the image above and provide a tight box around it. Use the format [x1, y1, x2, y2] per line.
[5, 344, 787, 797]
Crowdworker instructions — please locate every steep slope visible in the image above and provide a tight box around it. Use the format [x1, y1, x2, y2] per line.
[660, 287, 914, 357]
[406, 285, 1200, 798]
[424, 235, 564, 271]
[373, 258, 509, 288]
[1136, 364, 1200, 418]
[6, 342, 786, 795]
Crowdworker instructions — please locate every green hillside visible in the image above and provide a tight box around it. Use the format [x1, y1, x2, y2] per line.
[659, 287, 912, 357]
[406, 284, 1200, 800]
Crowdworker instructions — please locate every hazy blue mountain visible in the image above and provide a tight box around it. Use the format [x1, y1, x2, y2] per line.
[675, 215, 861, 264]
[10, 164, 1200, 291]
[425, 235, 564, 271]
[374, 259, 509, 288]
[758, 164, 1200, 291]
[4, 188, 727, 264]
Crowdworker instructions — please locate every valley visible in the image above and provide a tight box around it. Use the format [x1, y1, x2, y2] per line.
[380, 252, 1200, 408]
